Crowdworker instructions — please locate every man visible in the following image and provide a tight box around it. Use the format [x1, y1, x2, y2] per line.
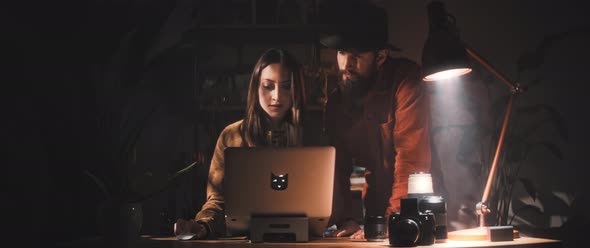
[319, 1, 432, 238]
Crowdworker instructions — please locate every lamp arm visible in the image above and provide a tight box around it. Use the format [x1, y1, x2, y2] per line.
[482, 93, 515, 203]
[464, 46, 521, 92]
[463, 45, 523, 227]
[478, 93, 515, 227]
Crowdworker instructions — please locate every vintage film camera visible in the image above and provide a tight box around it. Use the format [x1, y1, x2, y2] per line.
[389, 197, 436, 247]
[388, 195, 448, 246]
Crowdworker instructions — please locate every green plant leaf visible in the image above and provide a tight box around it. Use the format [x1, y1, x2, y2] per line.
[505, 138, 526, 163]
[530, 141, 564, 160]
[84, 170, 111, 199]
[538, 191, 574, 216]
[517, 28, 590, 73]
[519, 118, 551, 142]
[509, 204, 544, 225]
[551, 191, 574, 209]
[517, 104, 568, 142]
[518, 177, 537, 202]
[540, 106, 569, 142]
[117, 104, 160, 165]
[516, 104, 546, 115]
[129, 161, 198, 203]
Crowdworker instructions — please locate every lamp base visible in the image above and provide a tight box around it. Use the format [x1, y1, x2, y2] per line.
[448, 226, 519, 241]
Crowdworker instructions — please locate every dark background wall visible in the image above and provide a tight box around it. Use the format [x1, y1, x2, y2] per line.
[8, 0, 589, 247]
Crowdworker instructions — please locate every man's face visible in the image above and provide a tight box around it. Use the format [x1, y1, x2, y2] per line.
[337, 50, 378, 98]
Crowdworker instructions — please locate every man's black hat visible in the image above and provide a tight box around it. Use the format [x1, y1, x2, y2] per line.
[318, 0, 401, 52]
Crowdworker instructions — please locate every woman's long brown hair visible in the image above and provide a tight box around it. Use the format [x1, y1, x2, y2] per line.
[240, 48, 304, 146]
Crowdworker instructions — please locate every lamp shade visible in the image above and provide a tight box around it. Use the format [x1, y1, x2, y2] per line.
[421, 1, 472, 81]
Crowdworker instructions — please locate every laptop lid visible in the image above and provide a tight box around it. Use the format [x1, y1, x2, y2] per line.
[223, 146, 335, 238]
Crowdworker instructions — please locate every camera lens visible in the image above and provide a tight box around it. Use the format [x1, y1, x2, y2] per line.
[365, 215, 387, 241]
[391, 218, 420, 246]
[419, 196, 445, 213]
[419, 196, 447, 240]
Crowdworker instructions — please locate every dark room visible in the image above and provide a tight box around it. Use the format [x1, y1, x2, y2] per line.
[8, 0, 590, 247]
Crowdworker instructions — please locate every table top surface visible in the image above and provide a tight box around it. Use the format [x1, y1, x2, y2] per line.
[58, 235, 561, 248]
[138, 236, 561, 248]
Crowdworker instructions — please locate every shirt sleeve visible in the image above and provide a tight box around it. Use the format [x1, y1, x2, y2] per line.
[387, 77, 432, 216]
[195, 132, 227, 238]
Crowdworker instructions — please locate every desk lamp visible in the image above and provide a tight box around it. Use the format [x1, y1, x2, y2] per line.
[421, 1, 525, 241]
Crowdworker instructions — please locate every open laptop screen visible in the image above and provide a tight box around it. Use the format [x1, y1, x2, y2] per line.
[223, 146, 335, 238]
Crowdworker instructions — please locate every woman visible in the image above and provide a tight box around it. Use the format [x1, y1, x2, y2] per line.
[175, 48, 305, 239]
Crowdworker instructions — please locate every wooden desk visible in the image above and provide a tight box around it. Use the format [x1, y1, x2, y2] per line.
[129, 236, 561, 248]
[58, 235, 561, 248]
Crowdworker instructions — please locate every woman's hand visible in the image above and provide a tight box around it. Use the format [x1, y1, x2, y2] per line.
[349, 229, 365, 239]
[174, 219, 208, 240]
[324, 219, 362, 238]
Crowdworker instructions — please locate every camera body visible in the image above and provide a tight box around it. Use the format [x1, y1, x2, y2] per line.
[389, 197, 435, 247]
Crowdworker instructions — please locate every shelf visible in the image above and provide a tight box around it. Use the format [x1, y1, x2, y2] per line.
[198, 65, 254, 76]
[196, 24, 331, 29]
[199, 105, 244, 112]
[183, 24, 333, 45]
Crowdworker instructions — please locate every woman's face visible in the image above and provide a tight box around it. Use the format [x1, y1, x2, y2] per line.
[258, 63, 292, 124]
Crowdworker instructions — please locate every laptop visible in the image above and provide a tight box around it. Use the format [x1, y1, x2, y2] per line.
[223, 146, 336, 240]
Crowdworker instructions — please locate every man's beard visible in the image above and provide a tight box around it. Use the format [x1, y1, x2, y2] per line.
[338, 68, 376, 101]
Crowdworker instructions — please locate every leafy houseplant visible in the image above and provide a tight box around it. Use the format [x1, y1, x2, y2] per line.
[83, 29, 201, 245]
[485, 29, 587, 228]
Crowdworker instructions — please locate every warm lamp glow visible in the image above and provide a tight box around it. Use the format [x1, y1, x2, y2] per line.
[424, 68, 471, 82]
[423, 68, 472, 81]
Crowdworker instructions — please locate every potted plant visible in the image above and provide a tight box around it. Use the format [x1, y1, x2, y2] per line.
[83, 29, 201, 246]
